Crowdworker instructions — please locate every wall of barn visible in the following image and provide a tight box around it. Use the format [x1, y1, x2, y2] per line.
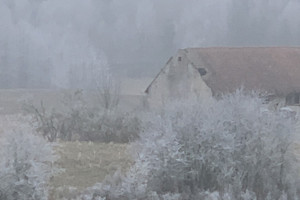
[146, 50, 212, 107]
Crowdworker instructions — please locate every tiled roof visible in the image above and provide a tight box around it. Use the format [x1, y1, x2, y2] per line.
[184, 47, 300, 96]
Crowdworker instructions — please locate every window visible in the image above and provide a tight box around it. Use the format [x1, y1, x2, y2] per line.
[178, 57, 182, 62]
[198, 68, 207, 76]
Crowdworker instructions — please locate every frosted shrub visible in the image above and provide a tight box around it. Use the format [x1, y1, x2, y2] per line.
[141, 91, 299, 199]
[25, 90, 141, 143]
[0, 131, 57, 200]
[83, 90, 300, 200]
[83, 111, 140, 143]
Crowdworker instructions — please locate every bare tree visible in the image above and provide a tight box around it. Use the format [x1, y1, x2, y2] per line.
[89, 57, 120, 111]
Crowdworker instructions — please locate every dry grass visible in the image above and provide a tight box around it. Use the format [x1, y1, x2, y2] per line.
[49, 141, 132, 199]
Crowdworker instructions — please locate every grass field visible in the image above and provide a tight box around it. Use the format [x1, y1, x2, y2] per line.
[49, 142, 132, 199]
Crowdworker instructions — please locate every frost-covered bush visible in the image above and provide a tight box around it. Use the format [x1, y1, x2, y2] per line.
[0, 131, 57, 200]
[25, 90, 141, 143]
[79, 111, 140, 143]
[80, 90, 300, 200]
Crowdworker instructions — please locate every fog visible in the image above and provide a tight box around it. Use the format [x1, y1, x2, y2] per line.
[0, 0, 300, 89]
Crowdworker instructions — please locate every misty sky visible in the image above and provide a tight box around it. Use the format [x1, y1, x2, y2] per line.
[0, 0, 300, 89]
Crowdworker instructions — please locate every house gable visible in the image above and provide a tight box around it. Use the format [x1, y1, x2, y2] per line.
[145, 50, 212, 107]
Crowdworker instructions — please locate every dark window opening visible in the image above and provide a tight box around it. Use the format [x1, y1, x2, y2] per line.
[178, 57, 182, 62]
[198, 68, 207, 76]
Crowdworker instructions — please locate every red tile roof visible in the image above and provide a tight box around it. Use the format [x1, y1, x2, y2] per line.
[184, 47, 300, 96]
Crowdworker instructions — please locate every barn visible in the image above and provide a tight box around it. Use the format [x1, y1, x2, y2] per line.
[145, 47, 300, 108]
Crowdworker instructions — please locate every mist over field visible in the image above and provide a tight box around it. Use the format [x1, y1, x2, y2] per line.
[2, 1, 300, 199]
[0, 0, 300, 89]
